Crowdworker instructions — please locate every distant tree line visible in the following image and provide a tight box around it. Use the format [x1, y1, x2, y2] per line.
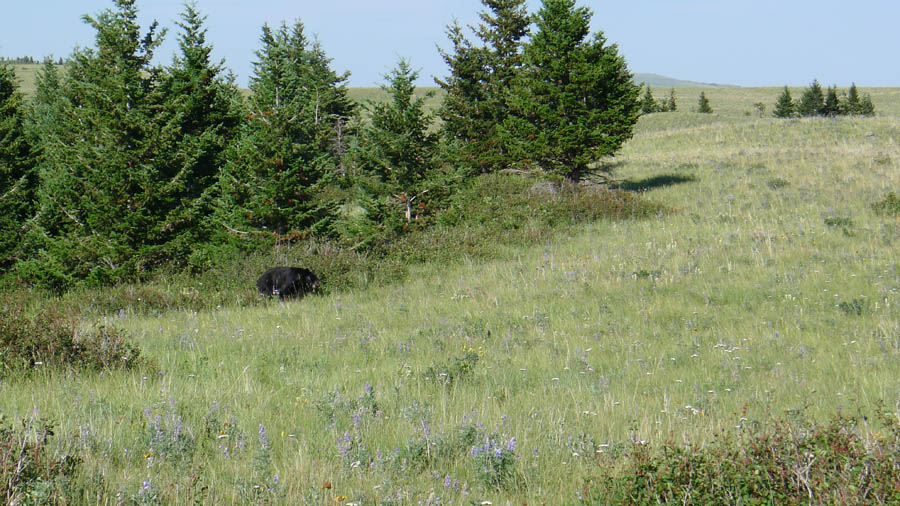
[640, 86, 677, 114]
[0, 0, 640, 290]
[0, 56, 65, 65]
[773, 80, 875, 118]
[640, 87, 714, 115]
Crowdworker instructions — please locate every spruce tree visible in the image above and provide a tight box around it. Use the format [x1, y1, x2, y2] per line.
[358, 59, 438, 226]
[773, 85, 795, 118]
[823, 85, 841, 116]
[436, 0, 530, 173]
[29, 0, 170, 286]
[697, 91, 713, 113]
[211, 20, 354, 244]
[665, 88, 677, 112]
[797, 79, 825, 116]
[155, 1, 244, 267]
[640, 85, 658, 114]
[858, 94, 875, 116]
[845, 83, 861, 114]
[502, 0, 640, 182]
[0, 61, 37, 272]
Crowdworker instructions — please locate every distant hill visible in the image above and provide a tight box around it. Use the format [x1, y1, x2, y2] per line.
[634, 73, 737, 88]
[10, 63, 736, 98]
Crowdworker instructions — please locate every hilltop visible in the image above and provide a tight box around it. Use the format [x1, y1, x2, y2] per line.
[634, 72, 737, 88]
[9, 63, 734, 97]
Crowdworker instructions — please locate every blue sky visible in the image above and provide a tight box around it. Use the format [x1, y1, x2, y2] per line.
[2, 0, 899, 87]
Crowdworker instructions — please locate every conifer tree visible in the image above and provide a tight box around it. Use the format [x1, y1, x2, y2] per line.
[0, 61, 37, 272]
[155, 1, 244, 267]
[211, 20, 354, 244]
[845, 83, 861, 114]
[358, 59, 439, 226]
[436, 0, 530, 173]
[823, 85, 841, 116]
[501, 0, 640, 182]
[665, 88, 677, 112]
[773, 85, 795, 118]
[844, 83, 875, 116]
[29, 0, 171, 286]
[640, 85, 658, 114]
[362, 61, 437, 216]
[697, 91, 713, 113]
[797, 79, 825, 116]
[857, 94, 875, 116]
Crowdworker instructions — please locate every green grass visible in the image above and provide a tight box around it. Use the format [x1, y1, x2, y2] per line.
[2, 87, 900, 504]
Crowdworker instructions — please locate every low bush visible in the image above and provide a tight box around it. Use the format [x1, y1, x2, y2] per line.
[582, 408, 900, 505]
[873, 192, 900, 216]
[0, 416, 83, 504]
[0, 294, 145, 377]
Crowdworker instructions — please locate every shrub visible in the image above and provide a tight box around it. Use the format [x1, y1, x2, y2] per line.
[0, 294, 144, 377]
[0, 416, 83, 504]
[872, 192, 900, 216]
[582, 409, 900, 505]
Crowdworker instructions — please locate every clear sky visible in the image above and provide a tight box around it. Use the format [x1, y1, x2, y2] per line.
[2, 0, 899, 88]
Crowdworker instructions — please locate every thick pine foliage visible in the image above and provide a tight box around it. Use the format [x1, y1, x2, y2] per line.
[155, 2, 244, 269]
[0, 61, 37, 272]
[27, 0, 172, 287]
[436, 0, 530, 173]
[502, 0, 640, 182]
[358, 59, 440, 227]
[211, 21, 354, 244]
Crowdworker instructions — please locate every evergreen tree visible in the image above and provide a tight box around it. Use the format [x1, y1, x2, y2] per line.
[640, 85, 658, 114]
[28, 0, 171, 286]
[844, 83, 875, 116]
[211, 20, 354, 244]
[697, 91, 713, 113]
[796, 79, 825, 116]
[773, 85, 795, 118]
[823, 85, 841, 116]
[436, 0, 530, 173]
[845, 83, 861, 114]
[857, 94, 875, 116]
[358, 59, 439, 226]
[155, 1, 244, 268]
[0, 60, 37, 272]
[502, 0, 640, 182]
[665, 88, 677, 112]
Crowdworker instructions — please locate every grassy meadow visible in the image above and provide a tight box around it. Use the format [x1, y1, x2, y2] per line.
[3, 86, 900, 503]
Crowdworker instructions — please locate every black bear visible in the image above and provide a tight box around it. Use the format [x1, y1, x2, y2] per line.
[256, 267, 321, 299]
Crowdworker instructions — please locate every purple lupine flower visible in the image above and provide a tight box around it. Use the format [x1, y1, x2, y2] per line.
[364, 382, 373, 394]
[258, 424, 269, 449]
[493, 447, 503, 458]
[353, 413, 360, 427]
[507, 437, 517, 452]
[444, 475, 451, 489]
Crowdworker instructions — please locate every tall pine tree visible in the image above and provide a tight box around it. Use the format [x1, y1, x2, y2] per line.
[436, 0, 530, 173]
[773, 86, 795, 118]
[0, 61, 37, 273]
[358, 59, 438, 226]
[155, 1, 244, 269]
[640, 85, 658, 114]
[501, 0, 640, 182]
[797, 79, 825, 117]
[29, 0, 171, 286]
[211, 20, 354, 245]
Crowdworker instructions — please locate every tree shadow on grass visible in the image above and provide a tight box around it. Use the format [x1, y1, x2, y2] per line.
[610, 173, 697, 192]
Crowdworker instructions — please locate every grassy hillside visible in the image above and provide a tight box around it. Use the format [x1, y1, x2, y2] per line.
[2, 87, 899, 503]
[634, 72, 736, 88]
